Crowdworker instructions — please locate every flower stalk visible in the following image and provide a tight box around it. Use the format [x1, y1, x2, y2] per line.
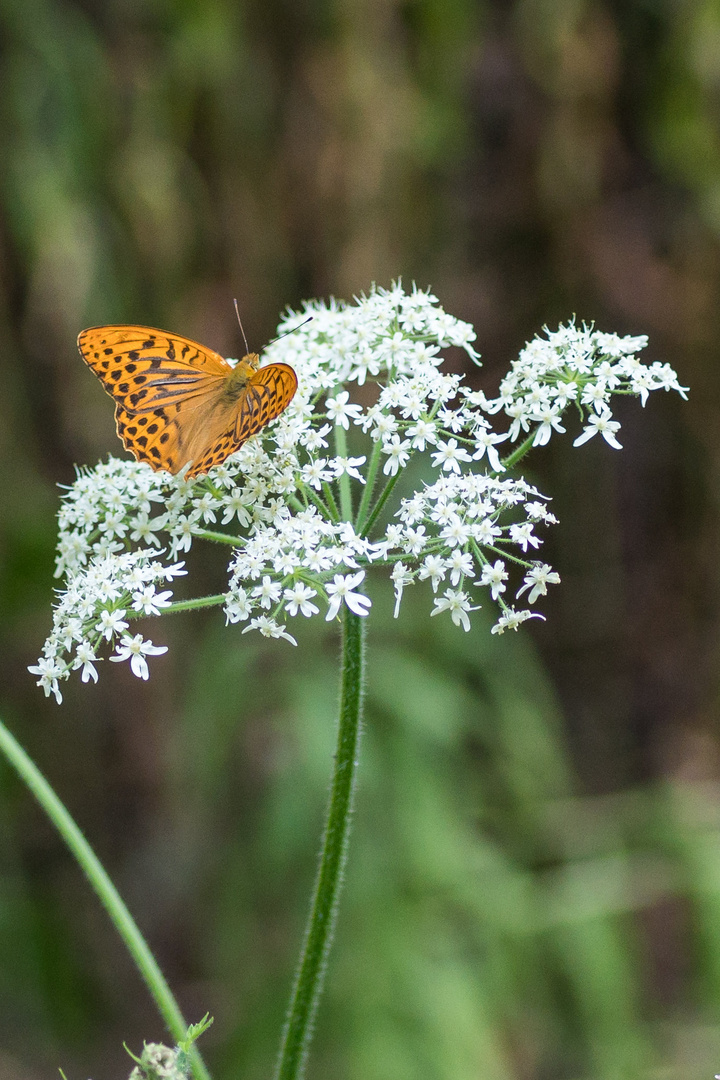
[275, 605, 365, 1080]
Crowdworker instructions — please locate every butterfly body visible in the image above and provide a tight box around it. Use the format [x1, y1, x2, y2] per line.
[219, 355, 261, 404]
[78, 325, 297, 477]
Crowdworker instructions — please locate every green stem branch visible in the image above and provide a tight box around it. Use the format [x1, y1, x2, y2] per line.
[0, 718, 211, 1080]
[274, 606, 366, 1080]
[193, 528, 246, 546]
[164, 594, 228, 614]
[322, 481, 341, 522]
[333, 423, 353, 521]
[303, 484, 337, 522]
[360, 469, 402, 537]
[500, 430, 536, 471]
[354, 438, 383, 534]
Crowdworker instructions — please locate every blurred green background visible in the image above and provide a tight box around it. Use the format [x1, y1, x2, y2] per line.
[0, 0, 718, 1077]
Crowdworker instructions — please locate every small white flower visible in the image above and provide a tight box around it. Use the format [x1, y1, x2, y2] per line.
[325, 570, 372, 621]
[532, 406, 566, 447]
[73, 642, 99, 683]
[402, 525, 427, 555]
[225, 587, 253, 623]
[431, 438, 473, 473]
[131, 584, 173, 616]
[508, 522, 540, 552]
[472, 428, 507, 471]
[301, 458, 332, 490]
[573, 408, 623, 449]
[472, 518, 502, 545]
[580, 380, 610, 410]
[391, 561, 413, 618]
[171, 514, 200, 553]
[242, 616, 297, 645]
[221, 489, 253, 527]
[28, 656, 66, 703]
[163, 562, 188, 581]
[371, 412, 399, 442]
[284, 582, 320, 617]
[418, 554, 447, 592]
[129, 512, 164, 546]
[110, 634, 168, 680]
[440, 516, 471, 548]
[491, 608, 545, 634]
[98, 511, 128, 539]
[252, 575, 283, 610]
[516, 563, 561, 603]
[193, 491, 219, 523]
[325, 390, 363, 429]
[406, 418, 437, 450]
[303, 423, 332, 451]
[448, 549, 474, 586]
[333, 456, 367, 483]
[382, 436, 411, 476]
[430, 588, 476, 632]
[478, 559, 508, 600]
[96, 608, 129, 641]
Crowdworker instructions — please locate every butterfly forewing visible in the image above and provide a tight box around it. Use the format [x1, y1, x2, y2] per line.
[79, 325, 298, 476]
[78, 326, 229, 413]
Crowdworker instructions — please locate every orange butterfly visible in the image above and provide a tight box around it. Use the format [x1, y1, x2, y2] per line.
[78, 325, 298, 478]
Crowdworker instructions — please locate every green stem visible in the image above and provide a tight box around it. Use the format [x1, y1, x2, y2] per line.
[164, 594, 228, 614]
[354, 438, 383, 534]
[500, 430, 536, 471]
[303, 484, 337, 522]
[0, 718, 211, 1080]
[322, 482, 341, 522]
[194, 528, 246, 546]
[360, 469, 402, 538]
[333, 424, 353, 521]
[274, 606, 366, 1080]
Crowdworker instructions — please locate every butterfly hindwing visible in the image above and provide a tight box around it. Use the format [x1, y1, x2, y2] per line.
[236, 363, 298, 443]
[114, 404, 183, 472]
[78, 325, 229, 413]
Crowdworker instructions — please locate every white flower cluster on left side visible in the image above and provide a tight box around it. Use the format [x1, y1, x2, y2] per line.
[30, 283, 688, 701]
[29, 539, 185, 702]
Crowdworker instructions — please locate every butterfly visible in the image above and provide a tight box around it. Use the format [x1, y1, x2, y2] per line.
[78, 324, 298, 478]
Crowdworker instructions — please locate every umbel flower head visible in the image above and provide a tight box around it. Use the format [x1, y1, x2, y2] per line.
[30, 283, 688, 702]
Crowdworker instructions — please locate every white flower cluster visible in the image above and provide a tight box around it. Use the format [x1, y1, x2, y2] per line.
[31, 284, 687, 701]
[486, 323, 688, 449]
[30, 541, 184, 702]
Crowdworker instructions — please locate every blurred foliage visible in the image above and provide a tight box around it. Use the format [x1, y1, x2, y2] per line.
[1, 0, 720, 1078]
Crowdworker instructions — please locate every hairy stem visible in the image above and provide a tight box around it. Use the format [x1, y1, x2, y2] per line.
[274, 606, 366, 1080]
[354, 437, 383, 534]
[360, 469, 402, 537]
[500, 430, 536, 471]
[333, 423, 353, 521]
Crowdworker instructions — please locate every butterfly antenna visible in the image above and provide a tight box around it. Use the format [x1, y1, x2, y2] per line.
[268, 315, 313, 347]
[233, 298, 251, 355]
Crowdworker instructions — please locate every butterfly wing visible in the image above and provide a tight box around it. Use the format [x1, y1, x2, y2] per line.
[78, 325, 229, 413]
[235, 363, 298, 444]
[175, 363, 298, 478]
[114, 393, 236, 475]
